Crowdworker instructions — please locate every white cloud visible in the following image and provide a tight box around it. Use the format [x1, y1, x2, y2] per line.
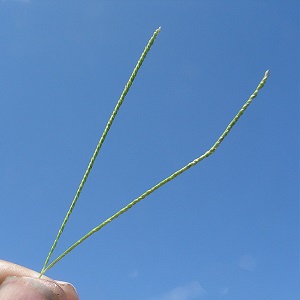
[128, 269, 139, 278]
[219, 287, 229, 296]
[239, 254, 256, 271]
[150, 281, 206, 300]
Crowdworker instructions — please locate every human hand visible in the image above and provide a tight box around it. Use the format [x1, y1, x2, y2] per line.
[0, 260, 79, 300]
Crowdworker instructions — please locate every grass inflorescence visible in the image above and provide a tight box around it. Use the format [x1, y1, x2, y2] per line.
[39, 27, 269, 277]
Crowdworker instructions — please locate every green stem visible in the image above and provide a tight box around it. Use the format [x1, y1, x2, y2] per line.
[40, 70, 269, 275]
[39, 27, 161, 277]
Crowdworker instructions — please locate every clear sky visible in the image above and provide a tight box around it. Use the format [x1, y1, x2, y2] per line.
[0, 1, 298, 299]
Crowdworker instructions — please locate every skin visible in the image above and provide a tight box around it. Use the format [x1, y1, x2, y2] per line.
[0, 260, 79, 300]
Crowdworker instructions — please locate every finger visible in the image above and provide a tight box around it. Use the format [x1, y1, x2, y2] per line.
[0, 260, 42, 284]
[0, 260, 79, 300]
[0, 276, 67, 300]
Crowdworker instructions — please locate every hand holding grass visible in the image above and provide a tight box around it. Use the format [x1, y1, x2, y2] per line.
[0, 260, 78, 300]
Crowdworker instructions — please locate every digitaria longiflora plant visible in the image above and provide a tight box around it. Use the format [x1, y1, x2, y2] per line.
[39, 27, 269, 277]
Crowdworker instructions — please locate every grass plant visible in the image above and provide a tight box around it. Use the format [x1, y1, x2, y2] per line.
[39, 27, 269, 277]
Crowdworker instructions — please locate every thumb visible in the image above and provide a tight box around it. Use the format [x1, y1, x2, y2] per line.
[0, 276, 68, 300]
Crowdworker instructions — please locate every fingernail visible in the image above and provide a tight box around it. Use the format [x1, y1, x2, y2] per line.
[56, 280, 77, 294]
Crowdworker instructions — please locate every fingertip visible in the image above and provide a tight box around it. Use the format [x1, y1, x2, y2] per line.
[55, 280, 79, 300]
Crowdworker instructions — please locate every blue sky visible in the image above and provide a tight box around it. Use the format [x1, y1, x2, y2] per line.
[0, 1, 298, 299]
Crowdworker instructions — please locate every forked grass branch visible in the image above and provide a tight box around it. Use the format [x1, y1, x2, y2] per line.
[39, 27, 269, 277]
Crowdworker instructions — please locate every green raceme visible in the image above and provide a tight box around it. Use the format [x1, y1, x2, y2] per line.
[39, 27, 269, 277]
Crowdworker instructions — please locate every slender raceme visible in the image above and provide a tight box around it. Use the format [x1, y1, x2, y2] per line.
[39, 27, 161, 277]
[40, 69, 269, 276]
